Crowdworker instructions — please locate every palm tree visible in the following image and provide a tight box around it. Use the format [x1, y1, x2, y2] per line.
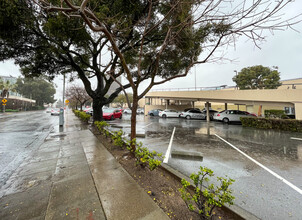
[0, 78, 17, 98]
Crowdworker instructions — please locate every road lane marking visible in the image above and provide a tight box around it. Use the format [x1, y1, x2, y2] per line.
[163, 127, 176, 164]
[290, 137, 302, 141]
[215, 134, 302, 195]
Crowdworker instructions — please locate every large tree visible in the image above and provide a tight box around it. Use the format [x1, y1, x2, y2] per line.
[1, 0, 300, 146]
[16, 77, 56, 106]
[232, 65, 281, 90]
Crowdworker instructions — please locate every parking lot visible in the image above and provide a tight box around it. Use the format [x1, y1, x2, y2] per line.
[107, 114, 302, 220]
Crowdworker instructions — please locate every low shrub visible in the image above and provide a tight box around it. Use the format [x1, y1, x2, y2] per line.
[112, 130, 126, 148]
[94, 121, 110, 136]
[127, 139, 163, 171]
[241, 117, 302, 132]
[73, 109, 91, 122]
[179, 166, 235, 219]
[4, 109, 19, 112]
[94, 121, 163, 171]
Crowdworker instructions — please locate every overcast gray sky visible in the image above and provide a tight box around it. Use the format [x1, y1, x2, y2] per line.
[0, 0, 301, 99]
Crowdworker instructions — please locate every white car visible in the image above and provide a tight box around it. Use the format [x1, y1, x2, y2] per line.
[180, 109, 204, 119]
[137, 108, 144, 114]
[159, 109, 181, 118]
[123, 108, 132, 114]
[51, 108, 60, 116]
[213, 110, 256, 123]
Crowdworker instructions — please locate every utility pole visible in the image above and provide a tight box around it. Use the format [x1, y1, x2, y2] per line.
[234, 70, 238, 90]
[59, 74, 65, 127]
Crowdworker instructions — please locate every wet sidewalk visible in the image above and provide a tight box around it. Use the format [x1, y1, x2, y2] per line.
[0, 111, 168, 220]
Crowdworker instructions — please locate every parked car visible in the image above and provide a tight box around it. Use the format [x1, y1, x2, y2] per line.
[243, 111, 257, 117]
[200, 109, 218, 120]
[123, 108, 132, 114]
[159, 109, 181, 118]
[86, 108, 93, 116]
[213, 110, 256, 123]
[137, 108, 144, 114]
[83, 108, 92, 113]
[51, 108, 60, 116]
[180, 109, 204, 120]
[183, 108, 200, 112]
[103, 108, 123, 120]
[148, 109, 163, 116]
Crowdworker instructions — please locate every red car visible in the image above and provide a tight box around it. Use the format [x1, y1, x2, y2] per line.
[103, 108, 123, 120]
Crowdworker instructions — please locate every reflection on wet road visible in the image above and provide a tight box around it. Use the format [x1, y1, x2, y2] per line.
[0, 111, 58, 189]
[109, 114, 302, 220]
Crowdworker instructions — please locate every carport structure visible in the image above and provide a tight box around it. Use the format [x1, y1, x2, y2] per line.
[145, 89, 302, 120]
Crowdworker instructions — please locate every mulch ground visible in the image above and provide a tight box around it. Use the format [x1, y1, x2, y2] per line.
[91, 126, 242, 220]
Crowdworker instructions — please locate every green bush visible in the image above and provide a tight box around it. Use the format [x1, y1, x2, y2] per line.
[127, 139, 163, 171]
[264, 109, 286, 119]
[4, 109, 19, 112]
[94, 121, 163, 171]
[241, 117, 302, 132]
[112, 130, 126, 148]
[94, 121, 110, 136]
[179, 166, 235, 219]
[73, 109, 91, 122]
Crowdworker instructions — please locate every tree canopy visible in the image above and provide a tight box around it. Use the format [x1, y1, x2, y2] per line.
[16, 77, 56, 105]
[113, 93, 133, 108]
[232, 65, 281, 90]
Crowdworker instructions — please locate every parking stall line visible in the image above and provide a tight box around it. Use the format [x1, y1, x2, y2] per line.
[143, 123, 153, 128]
[290, 137, 302, 141]
[163, 127, 176, 164]
[215, 134, 302, 195]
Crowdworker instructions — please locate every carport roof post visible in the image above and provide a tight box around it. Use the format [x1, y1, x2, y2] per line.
[294, 103, 302, 120]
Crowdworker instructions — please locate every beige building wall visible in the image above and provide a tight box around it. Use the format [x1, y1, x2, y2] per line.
[279, 78, 302, 90]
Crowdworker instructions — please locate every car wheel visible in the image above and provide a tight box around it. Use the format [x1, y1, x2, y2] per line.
[119, 115, 122, 119]
[185, 115, 191, 120]
[162, 114, 167, 118]
[150, 113, 154, 116]
[223, 117, 229, 123]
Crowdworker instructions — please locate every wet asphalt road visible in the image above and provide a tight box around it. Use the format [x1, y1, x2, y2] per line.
[109, 114, 302, 220]
[0, 111, 58, 189]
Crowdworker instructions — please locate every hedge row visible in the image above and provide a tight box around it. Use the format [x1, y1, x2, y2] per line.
[241, 117, 302, 132]
[73, 109, 91, 122]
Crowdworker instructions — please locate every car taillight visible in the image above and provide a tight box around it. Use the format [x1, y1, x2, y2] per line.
[217, 114, 220, 116]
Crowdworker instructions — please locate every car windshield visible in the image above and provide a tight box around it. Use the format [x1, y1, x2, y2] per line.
[103, 109, 114, 113]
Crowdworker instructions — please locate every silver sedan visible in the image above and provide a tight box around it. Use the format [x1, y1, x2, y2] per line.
[180, 109, 204, 120]
[213, 110, 256, 123]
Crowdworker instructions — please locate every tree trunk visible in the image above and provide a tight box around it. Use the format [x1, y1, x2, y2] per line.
[93, 97, 105, 122]
[130, 94, 138, 151]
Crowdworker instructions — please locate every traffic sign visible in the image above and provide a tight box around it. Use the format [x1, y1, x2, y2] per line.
[65, 99, 69, 104]
[2, 99, 7, 104]
[2, 104, 6, 106]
